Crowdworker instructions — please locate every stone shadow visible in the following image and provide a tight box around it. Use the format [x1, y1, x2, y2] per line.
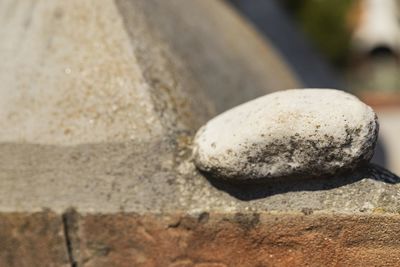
[204, 163, 400, 201]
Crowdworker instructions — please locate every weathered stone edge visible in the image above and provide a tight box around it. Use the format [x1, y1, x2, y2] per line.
[3, 210, 400, 266]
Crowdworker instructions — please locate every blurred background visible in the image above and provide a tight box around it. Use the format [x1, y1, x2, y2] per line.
[228, 0, 400, 175]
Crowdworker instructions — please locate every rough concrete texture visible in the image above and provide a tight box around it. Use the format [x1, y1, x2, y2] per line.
[193, 89, 378, 181]
[0, 0, 298, 146]
[0, 0, 301, 213]
[1, 0, 400, 266]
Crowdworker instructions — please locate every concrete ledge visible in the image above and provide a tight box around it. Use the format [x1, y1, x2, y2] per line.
[1, 141, 400, 214]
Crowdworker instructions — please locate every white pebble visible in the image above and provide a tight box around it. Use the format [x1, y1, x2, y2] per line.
[193, 89, 378, 181]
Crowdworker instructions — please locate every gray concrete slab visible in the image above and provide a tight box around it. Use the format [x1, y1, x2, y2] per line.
[0, 0, 397, 217]
[0, 0, 302, 214]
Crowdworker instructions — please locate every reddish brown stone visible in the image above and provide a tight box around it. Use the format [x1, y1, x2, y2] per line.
[1, 212, 400, 266]
[0, 212, 70, 267]
[68, 212, 400, 267]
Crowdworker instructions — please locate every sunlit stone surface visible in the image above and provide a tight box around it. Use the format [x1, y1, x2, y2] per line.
[193, 89, 378, 181]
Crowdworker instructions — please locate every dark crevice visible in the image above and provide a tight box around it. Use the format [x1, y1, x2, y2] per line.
[62, 209, 79, 267]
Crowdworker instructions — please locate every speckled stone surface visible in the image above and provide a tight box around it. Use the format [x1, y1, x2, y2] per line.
[0, 0, 300, 213]
[0, 0, 395, 218]
[1, 0, 400, 266]
[193, 89, 378, 181]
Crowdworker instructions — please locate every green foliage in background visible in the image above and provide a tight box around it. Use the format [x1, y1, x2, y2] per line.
[281, 0, 353, 68]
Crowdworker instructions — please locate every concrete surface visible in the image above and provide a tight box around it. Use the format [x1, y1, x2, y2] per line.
[1, 0, 400, 266]
[0, 0, 299, 147]
[0, 0, 300, 213]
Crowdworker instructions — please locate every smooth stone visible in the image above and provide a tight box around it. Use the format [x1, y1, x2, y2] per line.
[193, 89, 378, 181]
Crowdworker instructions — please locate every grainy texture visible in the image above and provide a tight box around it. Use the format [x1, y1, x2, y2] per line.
[0, 212, 70, 267]
[0, 0, 395, 217]
[0, 0, 300, 214]
[0, 0, 299, 146]
[0, 0, 399, 266]
[3, 211, 400, 266]
[193, 89, 378, 181]
[67, 212, 400, 267]
[0, 0, 300, 265]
